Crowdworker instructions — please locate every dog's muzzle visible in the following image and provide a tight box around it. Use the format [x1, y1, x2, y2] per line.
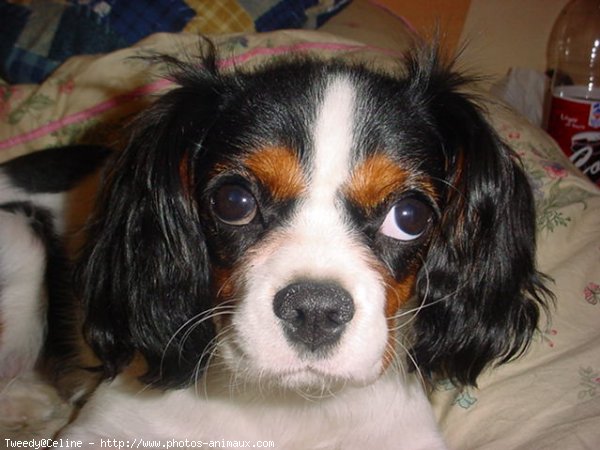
[273, 280, 355, 354]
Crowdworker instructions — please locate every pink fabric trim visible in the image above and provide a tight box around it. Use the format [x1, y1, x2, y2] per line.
[0, 79, 171, 151]
[0, 41, 399, 152]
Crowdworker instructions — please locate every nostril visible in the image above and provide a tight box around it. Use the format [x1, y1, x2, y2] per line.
[289, 308, 305, 327]
[273, 280, 355, 352]
[326, 299, 354, 326]
[326, 308, 350, 327]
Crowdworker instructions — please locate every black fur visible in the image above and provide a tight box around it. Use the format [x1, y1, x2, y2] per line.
[77, 42, 551, 389]
[405, 49, 553, 385]
[2, 145, 111, 193]
[76, 49, 225, 388]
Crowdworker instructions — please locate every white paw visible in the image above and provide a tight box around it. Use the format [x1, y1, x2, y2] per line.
[0, 373, 72, 438]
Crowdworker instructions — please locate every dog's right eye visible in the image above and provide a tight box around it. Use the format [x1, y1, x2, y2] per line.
[211, 184, 258, 226]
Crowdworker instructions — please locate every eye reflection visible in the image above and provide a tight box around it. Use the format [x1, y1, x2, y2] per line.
[212, 184, 257, 226]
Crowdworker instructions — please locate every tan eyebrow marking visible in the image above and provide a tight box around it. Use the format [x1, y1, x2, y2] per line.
[345, 153, 410, 210]
[244, 146, 306, 201]
[346, 153, 439, 210]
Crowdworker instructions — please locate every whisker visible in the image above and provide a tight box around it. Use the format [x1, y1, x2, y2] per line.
[430, 175, 464, 202]
[178, 305, 235, 353]
[257, 368, 269, 400]
[159, 302, 236, 377]
[193, 325, 234, 398]
[391, 283, 464, 326]
[293, 384, 320, 403]
[390, 254, 430, 325]
[228, 347, 251, 400]
[390, 262, 470, 333]
[387, 332, 427, 388]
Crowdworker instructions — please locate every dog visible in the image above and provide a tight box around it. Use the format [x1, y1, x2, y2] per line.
[0, 43, 551, 448]
[0, 145, 110, 435]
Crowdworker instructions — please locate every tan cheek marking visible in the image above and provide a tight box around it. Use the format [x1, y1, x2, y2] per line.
[369, 260, 418, 370]
[244, 147, 306, 201]
[213, 266, 237, 302]
[122, 351, 150, 380]
[346, 154, 409, 210]
[383, 272, 418, 370]
[384, 272, 416, 318]
[212, 265, 244, 329]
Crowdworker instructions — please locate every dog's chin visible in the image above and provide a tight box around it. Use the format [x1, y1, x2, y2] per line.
[272, 367, 380, 393]
[241, 365, 381, 396]
[217, 342, 383, 394]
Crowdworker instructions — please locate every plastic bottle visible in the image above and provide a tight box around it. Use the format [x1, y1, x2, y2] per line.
[546, 0, 600, 186]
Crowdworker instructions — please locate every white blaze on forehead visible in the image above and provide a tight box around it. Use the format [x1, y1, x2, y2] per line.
[309, 75, 356, 200]
[279, 74, 361, 281]
[281, 75, 357, 278]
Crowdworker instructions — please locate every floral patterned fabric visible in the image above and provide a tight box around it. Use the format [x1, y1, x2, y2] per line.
[0, 30, 599, 448]
[433, 102, 600, 450]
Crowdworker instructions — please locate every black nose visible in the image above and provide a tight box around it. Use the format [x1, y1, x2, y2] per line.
[273, 281, 355, 353]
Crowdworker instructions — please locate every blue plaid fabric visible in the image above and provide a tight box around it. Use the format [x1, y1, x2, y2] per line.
[101, 0, 196, 45]
[0, 0, 351, 84]
[4, 47, 59, 85]
[50, 6, 127, 61]
[0, 0, 194, 83]
[255, 0, 350, 32]
[255, 0, 318, 31]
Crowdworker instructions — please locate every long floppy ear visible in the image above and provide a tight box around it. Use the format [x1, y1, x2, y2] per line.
[77, 47, 226, 388]
[408, 48, 552, 386]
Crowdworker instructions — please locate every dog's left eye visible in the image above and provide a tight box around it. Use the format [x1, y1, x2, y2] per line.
[212, 184, 258, 226]
[379, 197, 432, 241]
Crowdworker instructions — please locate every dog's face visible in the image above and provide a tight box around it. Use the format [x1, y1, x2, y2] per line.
[79, 46, 550, 391]
[200, 70, 443, 388]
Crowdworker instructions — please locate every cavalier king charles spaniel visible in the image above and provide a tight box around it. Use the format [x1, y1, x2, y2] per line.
[0, 43, 551, 448]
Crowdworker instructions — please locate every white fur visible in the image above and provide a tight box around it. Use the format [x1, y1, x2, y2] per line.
[0, 210, 47, 378]
[0, 373, 72, 438]
[60, 369, 445, 449]
[0, 170, 73, 437]
[0, 170, 67, 378]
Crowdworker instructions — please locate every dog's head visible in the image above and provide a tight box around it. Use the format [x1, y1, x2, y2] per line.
[79, 44, 550, 390]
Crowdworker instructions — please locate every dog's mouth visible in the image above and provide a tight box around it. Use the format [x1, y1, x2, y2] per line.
[273, 365, 380, 392]
[216, 333, 384, 393]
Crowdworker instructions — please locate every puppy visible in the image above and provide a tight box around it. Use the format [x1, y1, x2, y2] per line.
[0, 146, 109, 434]
[0, 43, 550, 448]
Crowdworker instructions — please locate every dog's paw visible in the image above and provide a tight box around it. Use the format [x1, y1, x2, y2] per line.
[0, 373, 72, 438]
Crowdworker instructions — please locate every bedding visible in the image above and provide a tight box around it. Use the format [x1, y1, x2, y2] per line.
[0, 2, 599, 448]
[0, 0, 351, 83]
